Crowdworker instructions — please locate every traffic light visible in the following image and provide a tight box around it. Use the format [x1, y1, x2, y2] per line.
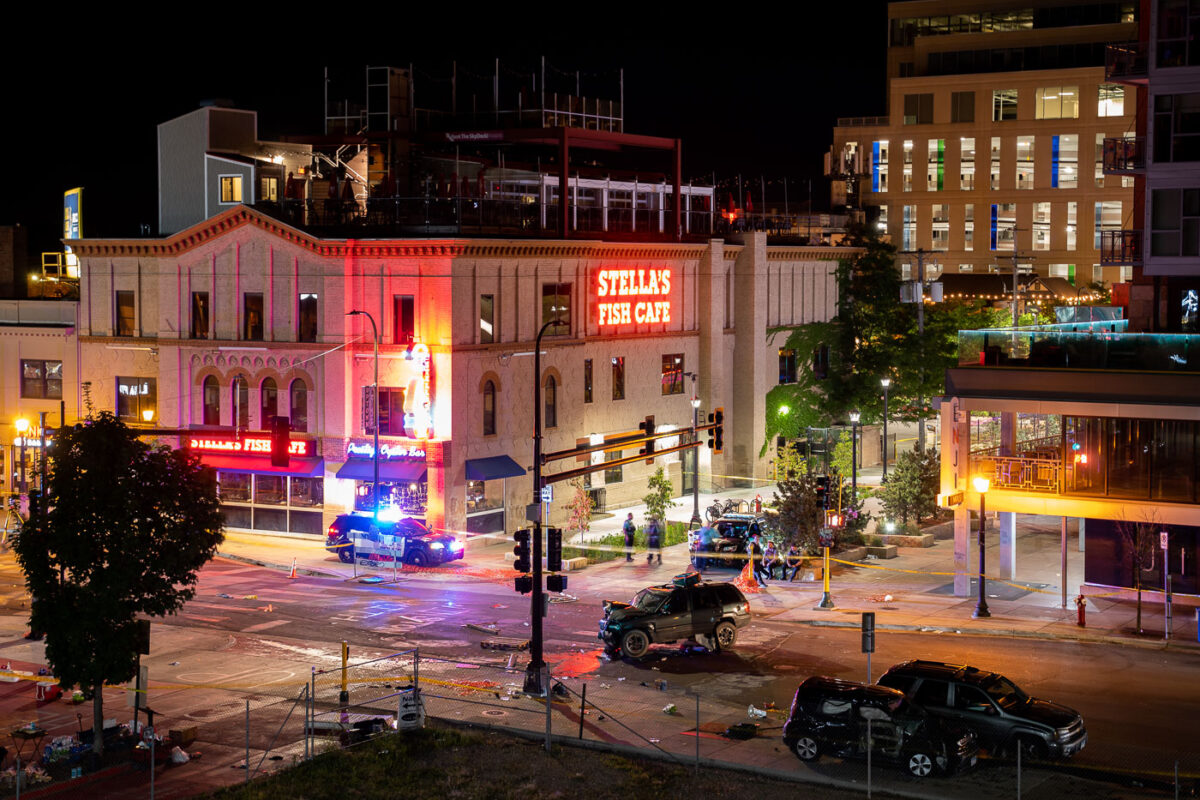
[712, 408, 724, 454]
[270, 415, 291, 467]
[861, 612, 876, 654]
[638, 415, 656, 464]
[514, 575, 533, 594]
[513, 529, 531, 574]
[546, 527, 563, 572]
[815, 474, 830, 508]
[547, 574, 568, 593]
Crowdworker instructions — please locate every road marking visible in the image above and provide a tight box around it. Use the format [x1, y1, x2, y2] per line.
[242, 620, 290, 633]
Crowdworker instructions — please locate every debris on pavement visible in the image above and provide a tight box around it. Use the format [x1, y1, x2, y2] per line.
[464, 622, 501, 635]
[216, 593, 234, 599]
[747, 704, 768, 719]
[662, 704, 678, 715]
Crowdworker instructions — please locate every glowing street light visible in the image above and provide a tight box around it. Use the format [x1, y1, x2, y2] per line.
[972, 475, 992, 619]
[880, 378, 891, 481]
[848, 410, 860, 503]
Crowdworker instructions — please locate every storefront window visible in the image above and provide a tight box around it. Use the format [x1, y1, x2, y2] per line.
[466, 479, 505, 534]
[216, 470, 324, 535]
[255, 475, 286, 505]
[356, 480, 428, 515]
[218, 472, 251, 502]
[290, 476, 323, 507]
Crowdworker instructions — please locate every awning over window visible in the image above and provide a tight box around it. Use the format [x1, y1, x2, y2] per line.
[334, 459, 428, 482]
[200, 455, 323, 478]
[465, 455, 526, 481]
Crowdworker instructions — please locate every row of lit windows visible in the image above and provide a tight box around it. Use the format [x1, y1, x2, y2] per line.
[901, 85, 1125, 126]
[111, 291, 321, 343]
[890, 201, 1122, 253]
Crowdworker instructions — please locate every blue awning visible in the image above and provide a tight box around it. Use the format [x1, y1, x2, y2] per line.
[335, 459, 427, 482]
[465, 455, 526, 481]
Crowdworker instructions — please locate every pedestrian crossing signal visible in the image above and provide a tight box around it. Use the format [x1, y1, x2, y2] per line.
[513, 529, 531, 574]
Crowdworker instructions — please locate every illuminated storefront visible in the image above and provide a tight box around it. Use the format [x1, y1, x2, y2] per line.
[335, 441, 428, 519]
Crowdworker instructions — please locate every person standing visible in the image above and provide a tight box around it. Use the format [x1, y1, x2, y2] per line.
[696, 523, 716, 571]
[646, 517, 662, 565]
[623, 513, 636, 562]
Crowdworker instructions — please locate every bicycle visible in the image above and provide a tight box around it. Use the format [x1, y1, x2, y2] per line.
[704, 498, 741, 523]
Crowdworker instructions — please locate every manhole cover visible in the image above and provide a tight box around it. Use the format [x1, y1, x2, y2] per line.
[482, 710, 507, 717]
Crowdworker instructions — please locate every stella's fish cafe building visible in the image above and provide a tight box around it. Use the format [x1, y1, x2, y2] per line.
[68, 206, 842, 540]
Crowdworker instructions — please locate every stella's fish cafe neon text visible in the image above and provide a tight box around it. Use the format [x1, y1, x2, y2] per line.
[596, 268, 672, 326]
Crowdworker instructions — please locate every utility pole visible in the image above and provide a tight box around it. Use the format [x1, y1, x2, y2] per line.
[899, 249, 936, 453]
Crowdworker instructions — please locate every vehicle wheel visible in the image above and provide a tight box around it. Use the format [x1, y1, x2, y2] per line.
[714, 621, 737, 651]
[906, 751, 935, 777]
[338, 546, 354, 564]
[620, 629, 651, 659]
[791, 735, 820, 762]
[408, 550, 429, 568]
[705, 507, 719, 524]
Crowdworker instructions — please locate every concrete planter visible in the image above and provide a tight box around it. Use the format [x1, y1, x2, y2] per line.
[879, 533, 935, 548]
[866, 544, 899, 559]
[835, 546, 867, 563]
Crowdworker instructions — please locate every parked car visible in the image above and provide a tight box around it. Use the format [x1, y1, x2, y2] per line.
[598, 573, 749, 659]
[324, 513, 464, 567]
[783, 676, 979, 778]
[877, 660, 1086, 759]
[688, 512, 769, 569]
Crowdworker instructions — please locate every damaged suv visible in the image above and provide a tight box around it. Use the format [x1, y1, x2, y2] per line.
[598, 573, 749, 659]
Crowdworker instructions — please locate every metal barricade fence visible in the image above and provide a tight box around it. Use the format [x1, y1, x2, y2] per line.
[185, 688, 310, 782]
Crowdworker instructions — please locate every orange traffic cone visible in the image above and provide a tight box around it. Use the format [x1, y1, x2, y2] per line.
[288, 558, 297, 580]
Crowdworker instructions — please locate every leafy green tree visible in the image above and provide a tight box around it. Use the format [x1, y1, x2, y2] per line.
[642, 467, 676, 524]
[877, 449, 940, 526]
[15, 413, 224, 755]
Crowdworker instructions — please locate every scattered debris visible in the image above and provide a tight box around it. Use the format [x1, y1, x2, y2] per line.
[481, 637, 529, 652]
[217, 593, 233, 599]
[455, 663, 480, 669]
[868, 593, 895, 603]
[169, 661, 180, 667]
[617, 677, 626, 682]
[725, 722, 759, 740]
[242, 595, 258, 600]
[464, 623, 501, 635]
[747, 705, 768, 719]
[257, 604, 274, 612]
[649, 738, 661, 743]
[662, 704, 678, 715]
[491, 604, 508, 609]
[600, 683, 611, 689]
[655, 680, 668, 691]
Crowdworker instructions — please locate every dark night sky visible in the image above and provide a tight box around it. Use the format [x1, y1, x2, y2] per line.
[3, 7, 888, 257]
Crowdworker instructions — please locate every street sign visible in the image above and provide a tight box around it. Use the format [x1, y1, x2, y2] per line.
[525, 503, 541, 523]
[938, 491, 965, 508]
[361, 386, 376, 433]
[1161, 531, 1169, 550]
[540, 486, 553, 503]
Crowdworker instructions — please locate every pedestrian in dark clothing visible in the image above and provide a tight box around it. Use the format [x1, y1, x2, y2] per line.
[750, 536, 770, 585]
[623, 513, 636, 562]
[646, 518, 662, 565]
[784, 545, 803, 581]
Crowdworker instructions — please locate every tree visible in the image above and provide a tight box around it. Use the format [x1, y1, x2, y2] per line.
[1115, 511, 1163, 634]
[765, 446, 824, 553]
[14, 413, 224, 755]
[877, 450, 940, 526]
[564, 478, 594, 542]
[642, 467, 676, 524]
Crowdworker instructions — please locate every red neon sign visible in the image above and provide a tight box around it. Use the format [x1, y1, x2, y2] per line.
[188, 437, 313, 457]
[596, 268, 672, 326]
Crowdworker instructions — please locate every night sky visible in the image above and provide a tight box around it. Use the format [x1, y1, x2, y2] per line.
[3, 8, 887, 258]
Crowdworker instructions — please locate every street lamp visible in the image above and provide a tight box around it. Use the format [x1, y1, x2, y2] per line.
[685, 372, 701, 528]
[880, 378, 891, 481]
[848, 411, 860, 504]
[527, 315, 568, 696]
[14, 418, 29, 494]
[346, 310, 380, 527]
[972, 475, 991, 619]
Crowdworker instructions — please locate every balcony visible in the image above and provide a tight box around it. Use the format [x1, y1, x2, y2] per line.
[970, 453, 1062, 494]
[1099, 229, 1143, 266]
[956, 321, 1200, 374]
[835, 115, 889, 128]
[1105, 42, 1148, 83]
[1102, 137, 1145, 174]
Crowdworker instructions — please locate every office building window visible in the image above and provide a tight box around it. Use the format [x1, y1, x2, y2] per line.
[964, 204, 975, 251]
[927, 139, 944, 191]
[959, 263, 974, 272]
[1158, 4, 1200, 67]
[1016, 136, 1035, 189]
[117, 377, 157, 424]
[604, 450, 623, 484]
[903, 93, 933, 124]
[992, 89, 1018, 121]
[951, 91, 975, 123]
[990, 137, 1001, 189]
[542, 282, 571, 331]
[394, 294, 415, 344]
[232, 376, 250, 430]
[902, 140, 913, 191]
[1095, 133, 1106, 187]
[584, 358, 593, 403]
[1035, 86, 1078, 119]
[20, 359, 62, 399]
[483, 380, 496, 436]
[1154, 94, 1200, 162]
[115, 291, 135, 337]
[260, 176, 278, 203]
[202, 376, 220, 425]
[1095, 201, 1123, 248]
[219, 175, 243, 204]
[1098, 84, 1125, 117]
[872, 140, 888, 192]
[191, 292, 210, 339]
[261, 378, 278, 426]
[243, 293, 264, 341]
[903, 205, 917, 250]
[1053, 134, 1078, 188]
[959, 137, 975, 189]
[991, 203, 1016, 251]
[611, 356, 625, 400]
[479, 294, 495, 343]
[1033, 202, 1052, 251]
[779, 349, 797, 384]
[662, 354, 684, 395]
[1067, 202, 1078, 251]
[932, 204, 950, 251]
[290, 379, 308, 433]
[544, 375, 557, 428]
[298, 293, 318, 343]
[1151, 188, 1200, 256]
[1048, 264, 1075, 282]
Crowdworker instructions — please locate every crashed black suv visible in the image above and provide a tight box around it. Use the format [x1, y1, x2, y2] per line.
[877, 660, 1086, 760]
[783, 676, 979, 778]
[598, 573, 749, 659]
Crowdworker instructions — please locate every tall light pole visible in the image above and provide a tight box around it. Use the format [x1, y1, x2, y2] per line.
[527, 316, 567, 695]
[849, 411, 860, 505]
[880, 378, 891, 481]
[685, 371, 701, 528]
[14, 418, 29, 495]
[972, 475, 991, 618]
[346, 310, 380, 526]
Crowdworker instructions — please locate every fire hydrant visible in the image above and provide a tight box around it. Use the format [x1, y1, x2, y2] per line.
[754, 494, 763, 513]
[1075, 594, 1087, 627]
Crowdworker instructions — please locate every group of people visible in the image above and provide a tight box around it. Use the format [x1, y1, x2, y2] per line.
[623, 513, 663, 565]
[744, 536, 805, 586]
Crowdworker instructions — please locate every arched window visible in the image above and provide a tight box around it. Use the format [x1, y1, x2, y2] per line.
[261, 378, 278, 427]
[544, 375, 557, 429]
[290, 378, 308, 432]
[232, 376, 249, 430]
[202, 376, 220, 425]
[483, 380, 496, 435]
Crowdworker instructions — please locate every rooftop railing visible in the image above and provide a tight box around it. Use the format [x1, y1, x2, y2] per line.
[1099, 229, 1143, 265]
[1105, 42, 1148, 82]
[1102, 136, 1145, 173]
[958, 321, 1200, 372]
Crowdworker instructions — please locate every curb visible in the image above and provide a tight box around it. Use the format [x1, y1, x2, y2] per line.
[215, 552, 343, 580]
